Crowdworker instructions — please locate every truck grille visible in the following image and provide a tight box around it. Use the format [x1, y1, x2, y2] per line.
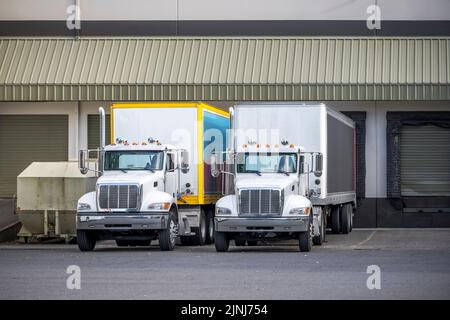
[239, 189, 283, 216]
[98, 184, 140, 210]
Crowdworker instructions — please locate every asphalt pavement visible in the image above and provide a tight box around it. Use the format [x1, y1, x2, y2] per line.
[0, 229, 449, 300]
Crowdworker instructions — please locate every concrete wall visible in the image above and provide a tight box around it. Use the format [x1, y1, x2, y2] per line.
[1, 0, 449, 21]
[2, 100, 449, 198]
[329, 101, 450, 199]
[1, 100, 450, 227]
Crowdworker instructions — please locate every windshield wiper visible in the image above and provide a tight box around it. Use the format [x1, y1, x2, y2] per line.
[120, 169, 128, 173]
[245, 170, 262, 176]
[277, 170, 290, 176]
[145, 167, 155, 173]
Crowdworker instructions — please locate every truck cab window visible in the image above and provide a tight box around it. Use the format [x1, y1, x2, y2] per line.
[237, 153, 298, 173]
[104, 151, 164, 171]
[166, 153, 175, 171]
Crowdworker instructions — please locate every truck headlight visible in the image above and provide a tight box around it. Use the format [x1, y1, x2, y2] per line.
[147, 202, 171, 211]
[77, 203, 91, 211]
[216, 207, 232, 215]
[289, 207, 310, 215]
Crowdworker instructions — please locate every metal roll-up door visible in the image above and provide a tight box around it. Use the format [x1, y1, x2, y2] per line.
[0, 115, 68, 198]
[87, 114, 111, 150]
[401, 124, 450, 196]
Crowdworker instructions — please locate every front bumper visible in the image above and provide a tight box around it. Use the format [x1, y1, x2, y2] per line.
[76, 212, 169, 231]
[215, 216, 310, 233]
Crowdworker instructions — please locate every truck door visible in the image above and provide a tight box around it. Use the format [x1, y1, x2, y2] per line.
[165, 151, 178, 198]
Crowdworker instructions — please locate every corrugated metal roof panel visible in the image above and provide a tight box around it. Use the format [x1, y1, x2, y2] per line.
[0, 37, 449, 101]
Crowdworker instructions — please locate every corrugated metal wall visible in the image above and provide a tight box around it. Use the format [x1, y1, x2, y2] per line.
[0, 115, 68, 197]
[0, 37, 449, 101]
[401, 124, 450, 196]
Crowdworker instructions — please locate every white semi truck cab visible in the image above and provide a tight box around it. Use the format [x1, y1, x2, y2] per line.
[76, 102, 229, 251]
[212, 144, 322, 252]
[77, 140, 189, 251]
[212, 103, 356, 252]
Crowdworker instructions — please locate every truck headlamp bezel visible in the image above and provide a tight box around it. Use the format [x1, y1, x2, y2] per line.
[216, 207, 232, 215]
[77, 203, 92, 211]
[147, 202, 171, 211]
[289, 207, 310, 215]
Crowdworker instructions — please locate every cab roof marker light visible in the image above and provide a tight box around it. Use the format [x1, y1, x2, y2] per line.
[281, 139, 289, 146]
[115, 138, 124, 144]
[289, 144, 295, 148]
[266, 144, 270, 148]
[148, 137, 156, 144]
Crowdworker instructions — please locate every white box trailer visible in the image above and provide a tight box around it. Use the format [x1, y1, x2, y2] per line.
[212, 102, 356, 252]
[76, 102, 229, 251]
[234, 102, 356, 206]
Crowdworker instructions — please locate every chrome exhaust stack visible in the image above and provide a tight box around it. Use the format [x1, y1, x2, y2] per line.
[98, 107, 106, 175]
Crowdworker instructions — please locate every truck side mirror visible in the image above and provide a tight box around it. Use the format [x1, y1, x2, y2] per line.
[79, 150, 88, 175]
[315, 154, 323, 173]
[180, 150, 190, 174]
[210, 154, 220, 178]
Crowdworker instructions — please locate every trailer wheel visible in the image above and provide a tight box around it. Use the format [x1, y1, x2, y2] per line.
[159, 213, 177, 251]
[191, 209, 206, 246]
[313, 208, 325, 245]
[77, 230, 96, 252]
[341, 204, 351, 234]
[331, 206, 341, 234]
[299, 216, 312, 252]
[235, 239, 246, 246]
[214, 231, 229, 252]
[205, 210, 215, 244]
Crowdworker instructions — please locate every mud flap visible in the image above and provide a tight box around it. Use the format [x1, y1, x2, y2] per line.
[312, 206, 322, 237]
[178, 206, 200, 236]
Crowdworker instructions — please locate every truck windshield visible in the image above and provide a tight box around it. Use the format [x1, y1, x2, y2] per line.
[237, 153, 298, 174]
[104, 151, 164, 171]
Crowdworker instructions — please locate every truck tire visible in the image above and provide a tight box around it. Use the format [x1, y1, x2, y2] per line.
[235, 239, 246, 246]
[191, 209, 206, 246]
[312, 208, 325, 245]
[299, 216, 312, 252]
[214, 231, 229, 252]
[205, 211, 215, 244]
[349, 207, 353, 232]
[331, 206, 341, 234]
[341, 204, 351, 234]
[159, 213, 177, 251]
[77, 230, 96, 252]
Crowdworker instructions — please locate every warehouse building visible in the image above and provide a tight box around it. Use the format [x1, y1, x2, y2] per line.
[1, 0, 450, 228]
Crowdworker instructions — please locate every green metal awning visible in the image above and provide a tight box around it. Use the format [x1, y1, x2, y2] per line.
[0, 37, 449, 101]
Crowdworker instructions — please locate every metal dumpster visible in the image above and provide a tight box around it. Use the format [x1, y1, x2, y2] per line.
[16, 162, 96, 241]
